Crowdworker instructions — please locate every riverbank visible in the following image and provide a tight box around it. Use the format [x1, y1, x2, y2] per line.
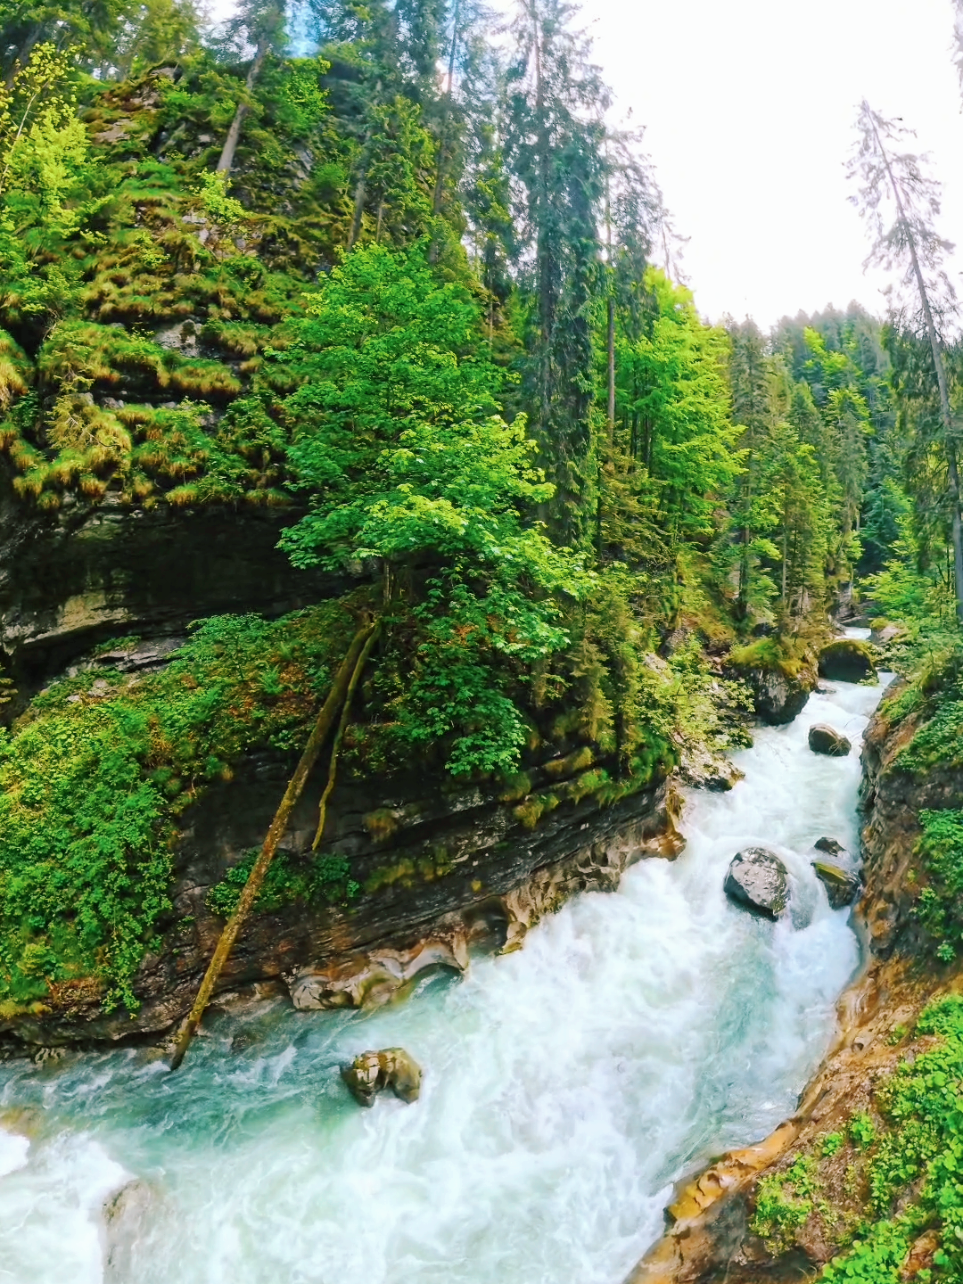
[0, 665, 882, 1282]
[628, 646, 963, 1284]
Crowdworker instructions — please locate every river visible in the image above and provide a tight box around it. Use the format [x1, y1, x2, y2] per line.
[0, 648, 888, 1284]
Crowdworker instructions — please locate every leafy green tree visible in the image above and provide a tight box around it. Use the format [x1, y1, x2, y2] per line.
[614, 269, 738, 546]
[273, 243, 584, 774]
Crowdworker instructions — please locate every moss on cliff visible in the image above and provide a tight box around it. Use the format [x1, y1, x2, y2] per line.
[0, 597, 361, 1011]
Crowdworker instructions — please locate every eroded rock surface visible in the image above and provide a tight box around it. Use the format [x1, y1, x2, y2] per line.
[341, 1047, 422, 1107]
[811, 860, 860, 909]
[0, 757, 684, 1045]
[723, 848, 789, 919]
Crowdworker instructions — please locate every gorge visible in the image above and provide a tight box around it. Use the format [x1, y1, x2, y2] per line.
[0, 650, 891, 1283]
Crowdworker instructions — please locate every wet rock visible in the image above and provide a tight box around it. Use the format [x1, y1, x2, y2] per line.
[811, 861, 860, 909]
[104, 1179, 154, 1281]
[814, 836, 846, 857]
[744, 666, 812, 725]
[724, 649, 818, 726]
[808, 724, 852, 757]
[870, 621, 905, 647]
[818, 639, 877, 684]
[723, 847, 789, 919]
[341, 1047, 422, 1108]
[679, 742, 745, 793]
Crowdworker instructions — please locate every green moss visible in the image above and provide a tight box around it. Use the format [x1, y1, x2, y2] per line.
[498, 771, 533, 803]
[363, 858, 418, 894]
[728, 636, 808, 679]
[0, 597, 361, 1011]
[362, 808, 399, 843]
[542, 746, 595, 779]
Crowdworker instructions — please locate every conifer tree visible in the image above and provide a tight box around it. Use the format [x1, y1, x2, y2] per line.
[503, 0, 607, 545]
[848, 100, 963, 622]
[728, 319, 778, 617]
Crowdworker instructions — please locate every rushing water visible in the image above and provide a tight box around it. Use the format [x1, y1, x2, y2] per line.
[0, 655, 887, 1284]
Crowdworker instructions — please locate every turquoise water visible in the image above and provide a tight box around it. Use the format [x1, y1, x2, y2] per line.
[0, 666, 886, 1284]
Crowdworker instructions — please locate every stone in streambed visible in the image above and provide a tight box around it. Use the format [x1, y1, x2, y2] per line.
[341, 1047, 422, 1108]
[818, 639, 877, 683]
[814, 836, 846, 857]
[723, 848, 790, 919]
[808, 724, 852, 757]
[812, 861, 860, 909]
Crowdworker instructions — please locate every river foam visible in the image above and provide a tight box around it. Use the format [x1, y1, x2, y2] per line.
[0, 660, 888, 1284]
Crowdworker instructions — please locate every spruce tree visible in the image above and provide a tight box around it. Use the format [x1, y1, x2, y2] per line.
[503, 0, 607, 546]
[848, 100, 963, 622]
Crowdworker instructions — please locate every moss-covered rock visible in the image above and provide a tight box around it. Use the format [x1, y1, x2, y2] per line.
[726, 639, 817, 726]
[818, 639, 877, 683]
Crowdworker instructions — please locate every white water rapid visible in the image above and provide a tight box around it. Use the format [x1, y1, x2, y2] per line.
[0, 654, 888, 1284]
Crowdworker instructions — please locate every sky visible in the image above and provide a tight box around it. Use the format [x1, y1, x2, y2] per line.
[584, 0, 963, 329]
[216, 0, 963, 330]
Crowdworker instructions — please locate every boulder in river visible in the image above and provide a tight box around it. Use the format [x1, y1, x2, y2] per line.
[723, 847, 790, 919]
[818, 639, 877, 684]
[808, 724, 852, 757]
[341, 1047, 422, 1107]
[811, 861, 860, 910]
[814, 836, 846, 857]
[870, 620, 906, 647]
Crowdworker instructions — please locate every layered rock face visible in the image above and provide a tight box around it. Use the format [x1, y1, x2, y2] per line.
[627, 686, 956, 1284]
[0, 476, 331, 699]
[3, 742, 683, 1046]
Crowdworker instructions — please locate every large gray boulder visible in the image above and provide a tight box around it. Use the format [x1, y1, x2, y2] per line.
[341, 1047, 422, 1108]
[724, 848, 790, 919]
[808, 724, 852, 757]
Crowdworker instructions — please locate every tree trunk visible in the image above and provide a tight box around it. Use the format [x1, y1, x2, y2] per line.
[428, 0, 462, 262]
[311, 625, 380, 850]
[605, 165, 615, 449]
[215, 38, 268, 177]
[4, 24, 42, 87]
[168, 620, 377, 1071]
[872, 116, 963, 624]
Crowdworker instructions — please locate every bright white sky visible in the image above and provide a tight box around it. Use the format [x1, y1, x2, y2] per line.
[217, 0, 963, 329]
[586, 0, 963, 328]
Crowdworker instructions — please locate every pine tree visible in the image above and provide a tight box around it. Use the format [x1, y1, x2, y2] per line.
[503, 0, 607, 546]
[848, 100, 963, 623]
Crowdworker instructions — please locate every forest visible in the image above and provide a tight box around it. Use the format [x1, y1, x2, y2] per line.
[4, 0, 963, 1281]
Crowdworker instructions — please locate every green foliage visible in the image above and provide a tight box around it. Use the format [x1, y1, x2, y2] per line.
[206, 848, 359, 916]
[0, 602, 357, 1011]
[613, 269, 739, 543]
[752, 1156, 818, 1251]
[276, 243, 585, 776]
[914, 809, 963, 958]
[849, 1113, 878, 1152]
[822, 1132, 845, 1158]
[820, 997, 963, 1282]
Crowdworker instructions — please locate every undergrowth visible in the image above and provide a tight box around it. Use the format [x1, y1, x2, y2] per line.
[0, 601, 357, 1013]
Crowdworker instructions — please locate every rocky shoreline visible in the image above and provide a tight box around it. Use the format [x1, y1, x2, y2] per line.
[626, 677, 951, 1284]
